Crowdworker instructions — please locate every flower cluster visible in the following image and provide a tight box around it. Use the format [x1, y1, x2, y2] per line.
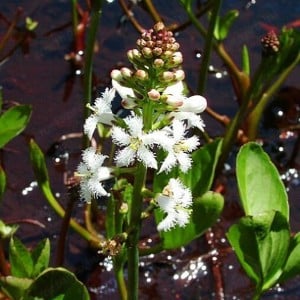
[77, 22, 207, 231]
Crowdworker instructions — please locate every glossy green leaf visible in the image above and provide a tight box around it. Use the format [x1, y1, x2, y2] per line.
[25, 268, 90, 300]
[0, 165, 6, 201]
[31, 239, 50, 277]
[280, 233, 300, 282]
[0, 276, 33, 300]
[157, 191, 224, 250]
[181, 138, 223, 197]
[227, 211, 290, 294]
[0, 104, 32, 149]
[236, 142, 289, 220]
[9, 237, 33, 278]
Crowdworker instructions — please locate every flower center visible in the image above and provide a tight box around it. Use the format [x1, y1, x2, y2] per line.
[130, 137, 142, 151]
[173, 141, 189, 153]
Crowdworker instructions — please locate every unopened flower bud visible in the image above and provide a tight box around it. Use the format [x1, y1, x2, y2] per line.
[148, 89, 161, 101]
[119, 203, 128, 214]
[161, 71, 174, 82]
[135, 69, 148, 80]
[153, 47, 163, 56]
[136, 38, 147, 48]
[163, 50, 173, 58]
[174, 70, 185, 81]
[154, 22, 165, 32]
[121, 67, 133, 78]
[142, 47, 153, 58]
[179, 95, 207, 113]
[261, 30, 280, 55]
[170, 52, 183, 66]
[171, 42, 180, 51]
[153, 58, 164, 68]
[111, 69, 122, 81]
[165, 95, 183, 107]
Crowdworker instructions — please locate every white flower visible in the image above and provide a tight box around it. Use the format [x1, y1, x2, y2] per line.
[111, 114, 168, 169]
[77, 147, 112, 202]
[159, 120, 199, 173]
[163, 81, 207, 131]
[84, 88, 116, 139]
[112, 79, 137, 109]
[156, 178, 193, 231]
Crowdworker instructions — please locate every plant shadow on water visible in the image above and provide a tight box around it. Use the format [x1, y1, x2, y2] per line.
[0, 0, 300, 299]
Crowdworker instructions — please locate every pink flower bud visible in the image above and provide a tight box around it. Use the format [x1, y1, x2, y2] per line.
[148, 89, 161, 101]
[121, 67, 133, 78]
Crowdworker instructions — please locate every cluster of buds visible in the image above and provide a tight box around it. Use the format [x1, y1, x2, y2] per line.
[110, 22, 188, 108]
[261, 30, 280, 55]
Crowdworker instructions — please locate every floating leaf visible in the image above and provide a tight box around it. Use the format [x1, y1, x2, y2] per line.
[0, 104, 32, 149]
[236, 142, 289, 221]
[156, 191, 224, 249]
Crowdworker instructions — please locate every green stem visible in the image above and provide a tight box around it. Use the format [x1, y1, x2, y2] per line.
[144, 0, 162, 23]
[127, 163, 147, 300]
[115, 263, 128, 300]
[197, 0, 222, 94]
[41, 184, 102, 247]
[71, 0, 79, 38]
[247, 53, 300, 139]
[83, 0, 103, 147]
[181, 2, 249, 99]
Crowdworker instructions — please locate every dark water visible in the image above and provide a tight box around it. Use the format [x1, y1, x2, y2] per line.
[0, 0, 300, 299]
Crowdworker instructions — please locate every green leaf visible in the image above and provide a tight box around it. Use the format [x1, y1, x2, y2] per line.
[236, 142, 289, 220]
[25, 268, 90, 300]
[217, 10, 239, 41]
[280, 233, 300, 282]
[157, 191, 224, 249]
[0, 276, 33, 299]
[241, 44, 250, 75]
[180, 138, 223, 197]
[0, 220, 18, 239]
[0, 165, 6, 201]
[9, 237, 33, 278]
[227, 211, 290, 294]
[31, 239, 50, 277]
[0, 104, 32, 148]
